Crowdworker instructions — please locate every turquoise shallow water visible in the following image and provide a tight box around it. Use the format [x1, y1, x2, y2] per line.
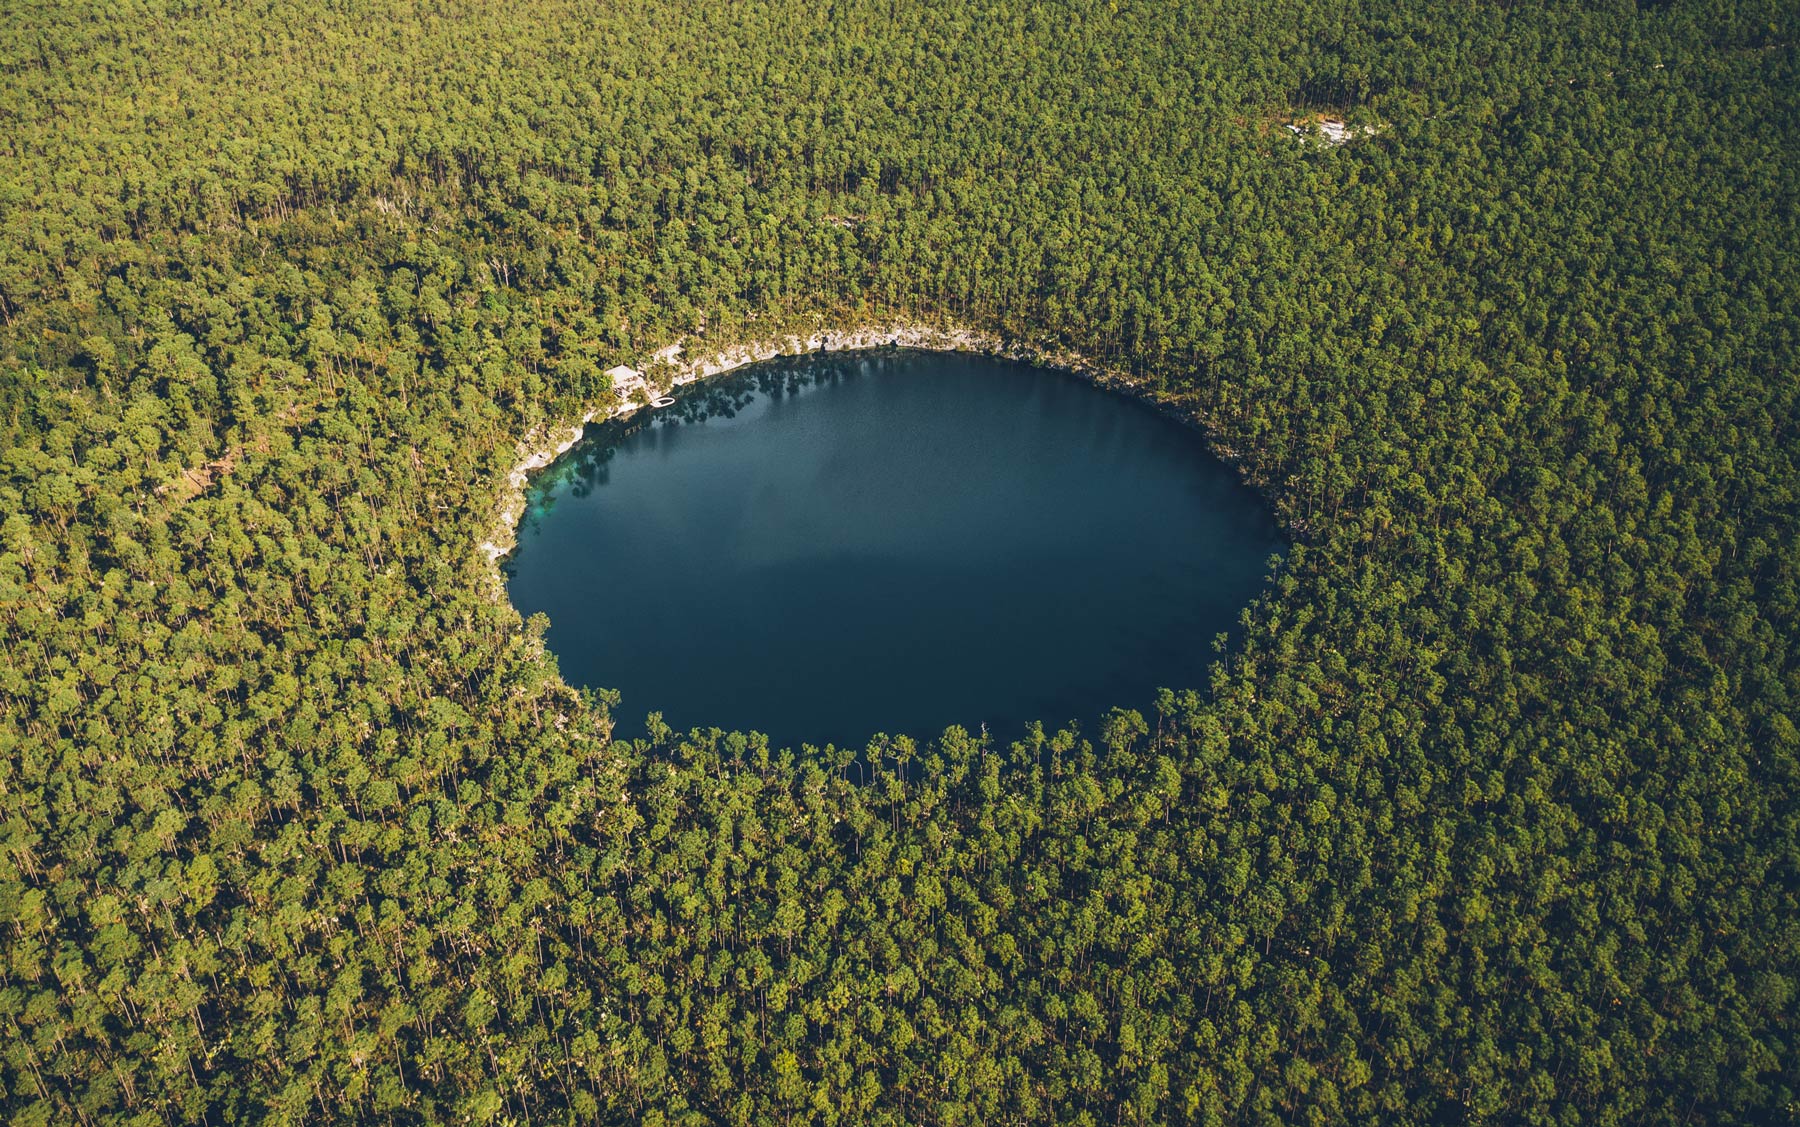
[504, 350, 1284, 751]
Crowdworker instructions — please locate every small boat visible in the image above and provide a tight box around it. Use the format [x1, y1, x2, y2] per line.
[650, 396, 676, 408]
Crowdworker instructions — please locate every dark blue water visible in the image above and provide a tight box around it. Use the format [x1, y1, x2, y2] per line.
[505, 351, 1283, 751]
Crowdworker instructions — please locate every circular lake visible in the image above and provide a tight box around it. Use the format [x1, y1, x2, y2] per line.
[504, 350, 1284, 751]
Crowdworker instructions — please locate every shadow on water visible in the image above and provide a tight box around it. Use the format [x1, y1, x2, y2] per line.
[510, 357, 862, 538]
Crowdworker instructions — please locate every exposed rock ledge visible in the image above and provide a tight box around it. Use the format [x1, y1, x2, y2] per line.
[479, 409, 607, 565]
[478, 321, 1220, 569]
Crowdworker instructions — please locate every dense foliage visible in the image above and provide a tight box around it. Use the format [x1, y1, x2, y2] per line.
[3, 0, 1798, 1123]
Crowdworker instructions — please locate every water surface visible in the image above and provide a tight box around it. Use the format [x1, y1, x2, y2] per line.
[505, 351, 1283, 750]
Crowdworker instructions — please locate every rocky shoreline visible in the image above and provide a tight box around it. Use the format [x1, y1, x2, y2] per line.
[478, 321, 1243, 570]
